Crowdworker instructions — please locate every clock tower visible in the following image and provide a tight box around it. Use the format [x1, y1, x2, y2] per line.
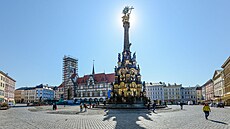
[111, 6, 146, 104]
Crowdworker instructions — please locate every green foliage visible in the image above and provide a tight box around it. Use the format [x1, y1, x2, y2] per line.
[1, 102, 8, 107]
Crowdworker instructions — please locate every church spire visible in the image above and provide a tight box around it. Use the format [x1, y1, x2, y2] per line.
[92, 60, 95, 75]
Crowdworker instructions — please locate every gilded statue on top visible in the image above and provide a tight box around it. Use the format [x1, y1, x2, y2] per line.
[122, 6, 134, 23]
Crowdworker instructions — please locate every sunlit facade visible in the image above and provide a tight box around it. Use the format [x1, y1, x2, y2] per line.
[164, 83, 182, 104]
[221, 56, 230, 105]
[76, 72, 114, 102]
[0, 70, 16, 103]
[212, 70, 224, 103]
[145, 82, 165, 104]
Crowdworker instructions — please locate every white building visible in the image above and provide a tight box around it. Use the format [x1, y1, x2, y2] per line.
[164, 83, 182, 104]
[24, 87, 36, 103]
[201, 85, 206, 101]
[145, 82, 165, 104]
[212, 70, 224, 103]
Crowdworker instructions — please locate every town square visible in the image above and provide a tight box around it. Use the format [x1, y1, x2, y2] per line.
[1, 1, 230, 129]
[0, 105, 230, 129]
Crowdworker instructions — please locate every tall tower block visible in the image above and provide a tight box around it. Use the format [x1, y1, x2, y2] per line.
[63, 55, 78, 100]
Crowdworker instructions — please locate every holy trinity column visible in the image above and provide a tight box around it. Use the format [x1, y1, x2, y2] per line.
[111, 6, 146, 104]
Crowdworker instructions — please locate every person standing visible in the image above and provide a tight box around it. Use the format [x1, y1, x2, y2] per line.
[53, 103, 57, 110]
[180, 102, 183, 110]
[203, 103, 211, 120]
[147, 103, 150, 110]
[53, 103, 55, 110]
[152, 102, 156, 112]
[80, 104, 83, 112]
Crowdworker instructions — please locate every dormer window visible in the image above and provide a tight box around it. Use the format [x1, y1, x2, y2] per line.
[88, 76, 95, 87]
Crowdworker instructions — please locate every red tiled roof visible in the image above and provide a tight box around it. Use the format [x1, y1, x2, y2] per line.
[58, 82, 64, 88]
[106, 73, 115, 83]
[77, 73, 114, 84]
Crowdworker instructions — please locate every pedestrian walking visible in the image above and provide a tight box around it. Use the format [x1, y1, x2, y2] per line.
[80, 104, 83, 112]
[180, 102, 183, 110]
[152, 102, 156, 112]
[89, 101, 92, 109]
[84, 103, 87, 112]
[203, 103, 211, 120]
[53, 103, 57, 110]
[164, 102, 167, 107]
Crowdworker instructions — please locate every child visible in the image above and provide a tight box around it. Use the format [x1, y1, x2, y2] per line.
[203, 103, 211, 120]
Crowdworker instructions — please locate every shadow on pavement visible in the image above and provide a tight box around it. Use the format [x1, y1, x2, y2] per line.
[103, 109, 152, 129]
[209, 119, 228, 125]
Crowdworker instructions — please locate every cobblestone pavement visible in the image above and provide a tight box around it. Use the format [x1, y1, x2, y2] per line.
[0, 105, 229, 129]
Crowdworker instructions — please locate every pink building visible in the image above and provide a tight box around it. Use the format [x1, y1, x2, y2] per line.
[203, 79, 214, 102]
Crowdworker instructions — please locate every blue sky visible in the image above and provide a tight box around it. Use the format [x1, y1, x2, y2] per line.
[0, 0, 230, 88]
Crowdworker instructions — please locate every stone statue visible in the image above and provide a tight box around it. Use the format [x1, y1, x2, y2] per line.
[143, 81, 146, 92]
[118, 53, 121, 62]
[115, 66, 117, 73]
[132, 52, 136, 61]
[122, 6, 134, 23]
[127, 85, 131, 91]
[128, 43, 131, 50]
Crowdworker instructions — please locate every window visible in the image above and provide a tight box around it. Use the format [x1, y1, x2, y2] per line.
[103, 91, 106, 96]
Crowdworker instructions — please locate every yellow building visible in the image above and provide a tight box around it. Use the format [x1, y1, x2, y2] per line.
[14, 88, 26, 103]
[196, 87, 202, 104]
[0, 71, 16, 103]
[221, 56, 230, 106]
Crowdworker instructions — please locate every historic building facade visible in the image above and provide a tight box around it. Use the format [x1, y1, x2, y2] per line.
[111, 6, 146, 104]
[181, 86, 197, 104]
[15, 84, 54, 103]
[203, 79, 214, 102]
[24, 87, 36, 103]
[145, 82, 165, 104]
[164, 83, 182, 104]
[14, 87, 26, 103]
[75, 69, 114, 102]
[221, 56, 230, 105]
[196, 86, 202, 104]
[212, 70, 224, 103]
[35, 84, 54, 102]
[55, 83, 64, 100]
[201, 84, 206, 102]
[0, 72, 4, 103]
[0, 70, 16, 103]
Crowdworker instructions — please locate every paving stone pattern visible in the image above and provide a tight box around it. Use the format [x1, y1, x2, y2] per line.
[0, 105, 229, 129]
